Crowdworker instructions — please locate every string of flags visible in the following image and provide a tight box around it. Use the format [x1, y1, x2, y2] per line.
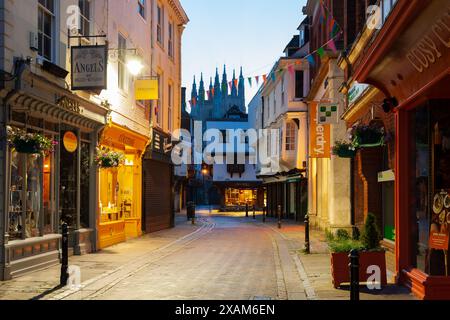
[191, 0, 343, 107]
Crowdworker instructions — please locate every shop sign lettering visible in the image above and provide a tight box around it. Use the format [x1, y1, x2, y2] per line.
[71, 45, 107, 91]
[56, 95, 81, 114]
[407, 7, 450, 73]
[429, 232, 449, 251]
[119, 135, 135, 148]
[309, 102, 331, 158]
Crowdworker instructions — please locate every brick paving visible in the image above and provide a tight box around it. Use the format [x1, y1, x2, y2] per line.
[0, 210, 416, 300]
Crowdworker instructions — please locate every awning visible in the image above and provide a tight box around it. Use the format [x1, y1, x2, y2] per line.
[100, 122, 150, 154]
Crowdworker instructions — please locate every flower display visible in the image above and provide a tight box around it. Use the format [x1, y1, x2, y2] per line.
[332, 140, 356, 158]
[7, 126, 58, 156]
[348, 123, 385, 148]
[95, 147, 125, 168]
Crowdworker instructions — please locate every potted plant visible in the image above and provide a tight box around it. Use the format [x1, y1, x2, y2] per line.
[95, 147, 125, 169]
[349, 124, 385, 148]
[332, 140, 357, 158]
[7, 126, 57, 156]
[328, 213, 387, 288]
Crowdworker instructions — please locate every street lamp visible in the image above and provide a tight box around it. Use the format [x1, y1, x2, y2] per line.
[201, 164, 211, 214]
[108, 48, 144, 76]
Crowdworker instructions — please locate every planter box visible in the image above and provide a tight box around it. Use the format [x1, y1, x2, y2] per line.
[331, 251, 387, 288]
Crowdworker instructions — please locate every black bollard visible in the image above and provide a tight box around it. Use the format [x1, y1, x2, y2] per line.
[246, 203, 249, 218]
[277, 205, 282, 229]
[304, 214, 310, 254]
[349, 249, 360, 301]
[60, 222, 69, 286]
[262, 206, 266, 223]
[253, 205, 256, 220]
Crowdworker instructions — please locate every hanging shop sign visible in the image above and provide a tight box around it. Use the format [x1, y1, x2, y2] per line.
[309, 102, 331, 158]
[63, 131, 78, 153]
[71, 45, 108, 91]
[317, 103, 339, 124]
[348, 82, 370, 106]
[135, 79, 159, 100]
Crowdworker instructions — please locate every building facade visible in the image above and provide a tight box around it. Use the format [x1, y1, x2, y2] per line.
[0, 0, 111, 279]
[142, 0, 188, 233]
[343, 0, 450, 299]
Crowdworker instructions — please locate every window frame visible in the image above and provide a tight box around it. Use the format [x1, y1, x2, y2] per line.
[157, 5, 164, 46]
[78, 0, 91, 38]
[38, 0, 55, 62]
[138, 0, 146, 19]
[285, 122, 297, 152]
[168, 21, 174, 58]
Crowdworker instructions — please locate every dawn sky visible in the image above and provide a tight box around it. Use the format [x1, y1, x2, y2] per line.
[181, 0, 307, 111]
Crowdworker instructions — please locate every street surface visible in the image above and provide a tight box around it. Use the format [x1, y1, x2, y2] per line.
[0, 209, 415, 300]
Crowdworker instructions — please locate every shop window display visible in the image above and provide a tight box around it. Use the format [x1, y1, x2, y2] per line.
[99, 154, 137, 223]
[412, 103, 450, 276]
[9, 145, 54, 239]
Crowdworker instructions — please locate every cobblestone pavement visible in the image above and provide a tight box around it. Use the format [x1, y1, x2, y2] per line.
[0, 210, 416, 300]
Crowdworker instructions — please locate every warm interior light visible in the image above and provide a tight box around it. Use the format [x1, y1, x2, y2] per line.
[127, 58, 144, 76]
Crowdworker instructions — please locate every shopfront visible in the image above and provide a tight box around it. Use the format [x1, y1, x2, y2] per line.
[142, 129, 174, 233]
[2, 70, 108, 280]
[97, 123, 148, 249]
[352, 0, 450, 299]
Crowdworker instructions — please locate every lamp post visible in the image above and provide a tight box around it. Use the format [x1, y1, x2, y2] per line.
[202, 164, 211, 214]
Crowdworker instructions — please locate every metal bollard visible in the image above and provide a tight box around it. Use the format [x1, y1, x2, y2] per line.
[246, 203, 249, 218]
[277, 205, 282, 229]
[304, 214, 310, 254]
[253, 205, 256, 220]
[349, 249, 360, 301]
[60, 222, 69, 286]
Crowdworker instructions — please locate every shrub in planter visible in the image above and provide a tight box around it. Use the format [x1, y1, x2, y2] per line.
[328, 214, 387, 288]
[332, 140, 356, 158]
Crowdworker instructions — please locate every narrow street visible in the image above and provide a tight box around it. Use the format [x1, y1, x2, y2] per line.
[0, 209, 415, 301]
[48, 209, 306, 301]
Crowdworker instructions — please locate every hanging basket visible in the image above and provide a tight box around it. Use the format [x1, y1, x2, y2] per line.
[13, 139, 41, 154]
[95, 147, 125, 169]
[335, 148, 357, 158]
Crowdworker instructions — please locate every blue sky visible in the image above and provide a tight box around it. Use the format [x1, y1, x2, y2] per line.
[181, 0, 307, 111]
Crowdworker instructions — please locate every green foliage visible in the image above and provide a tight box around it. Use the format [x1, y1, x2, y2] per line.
[326, 229, 363, 253]
[361, 213, 382, 251]
[328, 239, 364, 253]
[336, 229, 350, 241]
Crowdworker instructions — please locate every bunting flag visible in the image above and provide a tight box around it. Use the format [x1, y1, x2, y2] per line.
[248, 77, 253, 87]
[228, 81, 232, 91]
[288, 65, 295, 78]
[211, 88, 215, 96]
[255, 76, 260, 85]
[317, 47, 325, 58]
[307, 55, 315, 67]
[271, 72, 276, 82]
[262, 74, 267, 83]
[234, 79, 238, 87]
[327, 38, 337, 53]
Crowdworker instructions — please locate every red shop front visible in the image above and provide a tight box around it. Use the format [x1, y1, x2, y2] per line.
[353, 0, 450, 299]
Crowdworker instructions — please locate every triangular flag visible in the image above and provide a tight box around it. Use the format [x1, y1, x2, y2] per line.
[234, 79, 238, 87]
[263, 74, 267, 83]
[271, 72, 276, 82]
[228, 81, 232, 91]
[331, 23, 340, 37]
[317, 47, 325, 58]
[248, 77, 253, 87]
[329, 18, 335, 33]
[288, 65, 295, 77]
[255, 76, 260, 85]
[306, 55, 315, 67]
[327, 39, 337, 53]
